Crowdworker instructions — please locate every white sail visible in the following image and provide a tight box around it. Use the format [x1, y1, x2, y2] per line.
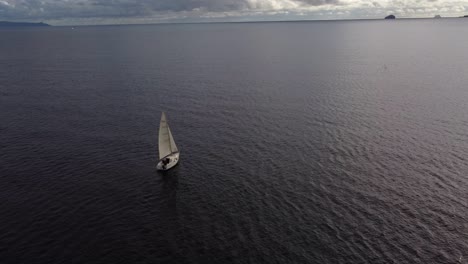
[168, 126, 178, 153]
[158, 112, 178, 160]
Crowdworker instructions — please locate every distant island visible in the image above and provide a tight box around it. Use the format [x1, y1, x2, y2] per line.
[434, 15, 441, 19]
[385, 15, 396, 20]
[0, 21, 50, 27]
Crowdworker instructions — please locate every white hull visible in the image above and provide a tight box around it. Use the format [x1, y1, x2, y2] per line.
[157, 152, 180, 171]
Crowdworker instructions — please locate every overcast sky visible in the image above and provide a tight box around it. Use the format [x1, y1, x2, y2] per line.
[0, 0, 467, 25]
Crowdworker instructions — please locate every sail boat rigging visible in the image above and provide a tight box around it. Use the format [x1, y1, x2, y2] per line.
[157, 112, 180, 171]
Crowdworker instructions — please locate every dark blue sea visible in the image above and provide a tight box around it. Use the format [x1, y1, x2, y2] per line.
[1, 19, 468, 263]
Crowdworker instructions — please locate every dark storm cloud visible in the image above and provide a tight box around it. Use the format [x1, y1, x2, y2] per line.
[0, 0, 340, 21]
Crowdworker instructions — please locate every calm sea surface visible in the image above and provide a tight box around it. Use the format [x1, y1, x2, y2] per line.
[1, 19, 468, 263]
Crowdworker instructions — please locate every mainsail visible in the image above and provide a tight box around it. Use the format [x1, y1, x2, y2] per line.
[158, 112, 178, 160]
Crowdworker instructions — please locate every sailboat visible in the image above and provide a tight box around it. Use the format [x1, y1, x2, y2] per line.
[156, 112, 180, 171]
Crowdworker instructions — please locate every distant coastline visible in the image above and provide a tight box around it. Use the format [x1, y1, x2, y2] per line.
[0, 21, 50, 27]
[1, 16, 466, 28]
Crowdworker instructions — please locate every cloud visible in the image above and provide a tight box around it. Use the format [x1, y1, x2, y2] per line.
[0, 0, 467, 25]
[0, 0, 339, 20]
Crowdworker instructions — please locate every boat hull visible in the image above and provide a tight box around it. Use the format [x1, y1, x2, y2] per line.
[157, 152, 180, 171]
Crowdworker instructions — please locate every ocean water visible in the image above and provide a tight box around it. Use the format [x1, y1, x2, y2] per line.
[1, 19, 468, 263]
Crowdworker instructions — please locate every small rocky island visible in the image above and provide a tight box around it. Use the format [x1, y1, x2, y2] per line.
[385, 15, 396, 19]
[434, 15, 441, 19]
[0, 21, 50, 27]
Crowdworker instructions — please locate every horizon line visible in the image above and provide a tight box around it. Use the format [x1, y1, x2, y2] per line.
[52, 16, 467, 27]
